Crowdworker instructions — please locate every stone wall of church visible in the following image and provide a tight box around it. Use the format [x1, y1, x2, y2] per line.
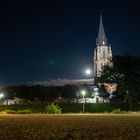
[93, 45, 112, 78]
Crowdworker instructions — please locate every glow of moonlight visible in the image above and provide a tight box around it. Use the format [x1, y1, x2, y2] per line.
[85, 69, 91, 75]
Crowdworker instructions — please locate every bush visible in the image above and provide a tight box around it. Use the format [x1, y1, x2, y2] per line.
[4, 109, 17, 114]
[45, 103, 62, 114]
[111, 108, 127, 114]
[17, 109, 32, 114]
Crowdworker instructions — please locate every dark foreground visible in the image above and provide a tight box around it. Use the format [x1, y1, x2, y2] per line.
[0, 114, 140, 140]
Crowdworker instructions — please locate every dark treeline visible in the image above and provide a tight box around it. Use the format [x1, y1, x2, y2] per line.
[1, 84, 93, 102]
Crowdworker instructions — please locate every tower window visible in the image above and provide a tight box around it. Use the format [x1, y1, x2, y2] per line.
[103, 51, 105, 58]
[101, 62, 104, 69]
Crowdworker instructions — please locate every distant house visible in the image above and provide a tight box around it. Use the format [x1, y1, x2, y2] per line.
[3, 97, 24, 105]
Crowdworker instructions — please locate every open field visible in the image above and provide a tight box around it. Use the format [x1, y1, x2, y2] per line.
[0, 114, 140, 140]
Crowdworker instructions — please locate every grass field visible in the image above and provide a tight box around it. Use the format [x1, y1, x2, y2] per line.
[1, 103, 140, 113]
[0, 114, 140, 140]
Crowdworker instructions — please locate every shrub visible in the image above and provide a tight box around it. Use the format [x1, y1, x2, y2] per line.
[45, 103, 62, 114]
[4, 109, 17, 114]
[111, 108, 127, 114]
[17, 109, 32, 114]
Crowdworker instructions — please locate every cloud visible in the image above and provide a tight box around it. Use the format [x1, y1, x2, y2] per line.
[32, 78, 94, 86]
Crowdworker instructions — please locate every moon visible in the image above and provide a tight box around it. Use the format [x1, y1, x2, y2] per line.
[85, 69, 91, 75]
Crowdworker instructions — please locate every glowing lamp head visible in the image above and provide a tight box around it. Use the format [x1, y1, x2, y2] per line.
[81, 90, 86, 96]
[95, 92, 98, 96]
[0, 93, 4, 98]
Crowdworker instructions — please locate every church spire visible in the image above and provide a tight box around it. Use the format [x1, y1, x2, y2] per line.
[97, 14, 108, 46]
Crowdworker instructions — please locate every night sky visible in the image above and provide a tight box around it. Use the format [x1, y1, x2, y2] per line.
[0, 0, 140, 85]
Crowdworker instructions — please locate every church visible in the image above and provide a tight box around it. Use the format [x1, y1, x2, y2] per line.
[93, 15, 112, 82]
[93, 15, 117, 94]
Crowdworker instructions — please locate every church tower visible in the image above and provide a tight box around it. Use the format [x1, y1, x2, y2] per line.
[93, 15, 112, 80]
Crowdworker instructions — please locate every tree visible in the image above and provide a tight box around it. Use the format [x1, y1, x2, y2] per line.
[99, 54, 140, 108]
[98, 84, 110, 102]
[62, 85, 78, 98]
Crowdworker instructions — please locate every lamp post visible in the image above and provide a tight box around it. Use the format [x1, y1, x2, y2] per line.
[0, 93, 4, 99]
[81, 90, 86, 113]
[0, 93, 4, 105]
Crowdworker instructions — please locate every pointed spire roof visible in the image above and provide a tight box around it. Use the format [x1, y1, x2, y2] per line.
[97, 14, 108, 46]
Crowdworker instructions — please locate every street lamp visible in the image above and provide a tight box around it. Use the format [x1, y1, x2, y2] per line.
[0, 93, 4, 105]
[81, 90, 86, 113]
[0, 93, 4, 99]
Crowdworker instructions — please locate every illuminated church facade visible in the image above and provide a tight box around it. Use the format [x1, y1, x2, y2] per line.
[93, 15, 112, 80]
